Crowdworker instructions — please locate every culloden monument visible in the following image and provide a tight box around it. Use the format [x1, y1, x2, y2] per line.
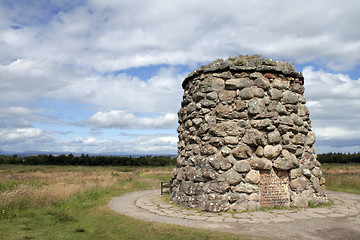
[171, 55, 327, 212]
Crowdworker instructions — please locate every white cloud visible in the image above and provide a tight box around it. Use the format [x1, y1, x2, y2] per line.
[86, 110, 177, 129]
[313, 126, 360, 140]
[0, 127, 177, 155]
[0, 60, 185, 112]
[49, 66, 185, 113]
[60, 134, 177, 155]
[121, 134, 178, 154]
[0, 106, 36, 116]
[0, 58, 72, 103]
[304, 67, 360, 99]
[303, 67, 360, 152]
[0, 128, 53, 145]
[0, 106, 62, 128]
[303, 67, 360, 120]
[2, 0, 360, 72]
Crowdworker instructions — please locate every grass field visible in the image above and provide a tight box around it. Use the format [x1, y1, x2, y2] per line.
[321, 163, 360, 194]
[0, 165, 244, 240]
[1, 163, 359, 239]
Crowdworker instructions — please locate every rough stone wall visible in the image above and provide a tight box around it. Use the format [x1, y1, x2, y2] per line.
[171, 56, 327, 212]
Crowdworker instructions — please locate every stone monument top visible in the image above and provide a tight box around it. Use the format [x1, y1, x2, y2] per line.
[183, 55, 302, 89]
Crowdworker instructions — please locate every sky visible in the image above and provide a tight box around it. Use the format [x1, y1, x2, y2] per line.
[0, 0, 359, 155]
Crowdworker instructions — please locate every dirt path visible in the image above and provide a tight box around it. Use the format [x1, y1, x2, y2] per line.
[108, 190, 360, 240]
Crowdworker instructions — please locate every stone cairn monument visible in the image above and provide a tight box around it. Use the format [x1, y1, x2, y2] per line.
[171, 55, 327, 212]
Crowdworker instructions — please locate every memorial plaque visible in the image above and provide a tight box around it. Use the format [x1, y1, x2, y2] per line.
[259, 169, 290, 207]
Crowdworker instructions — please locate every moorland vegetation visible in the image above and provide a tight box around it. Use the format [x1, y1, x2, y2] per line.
[0, 152, 359, 239]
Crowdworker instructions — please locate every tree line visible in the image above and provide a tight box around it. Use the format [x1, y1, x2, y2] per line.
[317, 152, 360, 164]
[0, 154, 176, 166]
[0, 152, 359, 166]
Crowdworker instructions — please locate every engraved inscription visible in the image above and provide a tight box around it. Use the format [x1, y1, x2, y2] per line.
[259, 169, 290, 207]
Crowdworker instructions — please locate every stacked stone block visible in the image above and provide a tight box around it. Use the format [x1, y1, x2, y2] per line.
[171, 56, 327, 212]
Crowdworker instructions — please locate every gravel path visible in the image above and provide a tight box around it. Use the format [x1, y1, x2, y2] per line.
[108, 190, 360, 239]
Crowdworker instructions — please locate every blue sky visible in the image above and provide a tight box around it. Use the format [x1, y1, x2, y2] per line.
[0, 0, 359, 155]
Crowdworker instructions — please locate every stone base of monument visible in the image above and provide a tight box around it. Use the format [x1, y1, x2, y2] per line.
[171, 55, 328, 212]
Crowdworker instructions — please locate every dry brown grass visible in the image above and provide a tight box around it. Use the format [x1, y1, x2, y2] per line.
[321, 164, 360, 194]
[0, 169, 132, 209]
[136, 167, 173, 182]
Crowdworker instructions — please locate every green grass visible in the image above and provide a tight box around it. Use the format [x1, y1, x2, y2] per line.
[321, 163, 360, 194]
[308, 199, 333, 208]
[323, 173, 360, 194]
[0, 179, 47, 192]
[3, 163, 358, 239]
[136, 166, 175, 182]
[0, 164, 247, 240]
[321, 163, 360, 171]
